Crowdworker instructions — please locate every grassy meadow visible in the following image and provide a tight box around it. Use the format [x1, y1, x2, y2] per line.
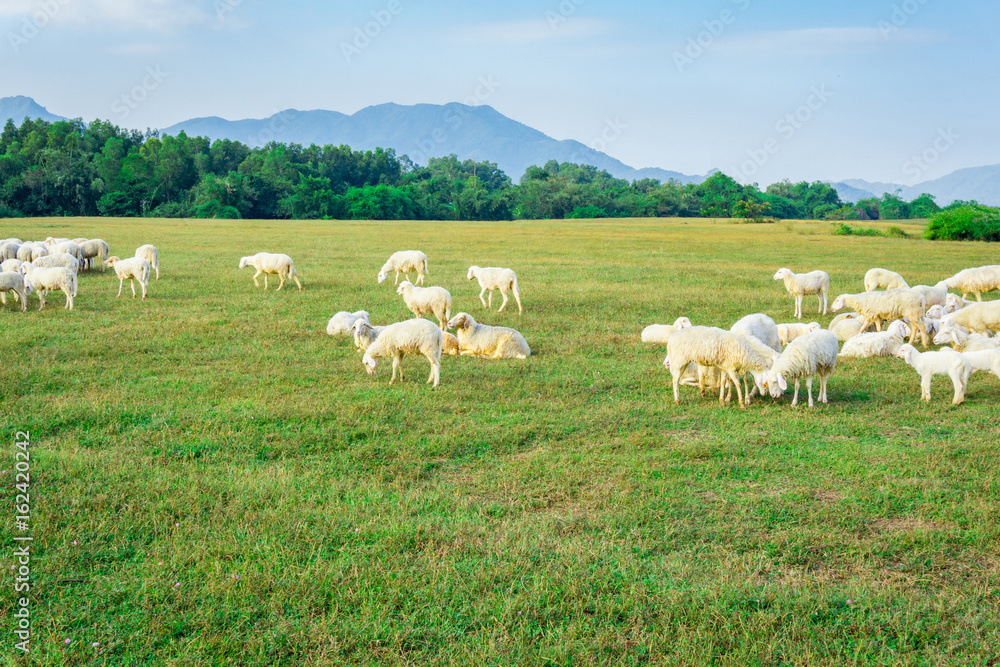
[1, 216, 999, 665]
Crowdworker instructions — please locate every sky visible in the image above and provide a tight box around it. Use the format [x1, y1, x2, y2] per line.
[2, 0, 998, 186]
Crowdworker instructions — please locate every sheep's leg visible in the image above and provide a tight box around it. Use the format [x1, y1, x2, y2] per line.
[426, 355, 440, 387]
[252, 269, 262, 288]
[513, 287, 522, 314]
[479, 287, 488, 308]
[416, 272, 424, 285]
[794, 294, 802, 319]
[37, 290, 45, 311]
[390, 356, 400, 384]
[950, 370, 965, 405]
[141, 279, 148, 300]
[791, 380, 801, 407]
[726, 370, 745, 408]
[975, 293, 982, 302]
[805, 376, 815, 407]
[394, 271, 400, 285]
[819, 373, 829, 403]
[921, 376, 931, 402]
[130, 279, 137, 299]
[498, 288, 509, 313]
[65, 288, 73, 311]
[672, 373, 681, 405]
[293, 274, 302, 290]
[117, 277, 124, 298]
[276, 273, 285, 291]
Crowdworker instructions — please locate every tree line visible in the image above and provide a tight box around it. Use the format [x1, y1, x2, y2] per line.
[0, 117, 966, 222]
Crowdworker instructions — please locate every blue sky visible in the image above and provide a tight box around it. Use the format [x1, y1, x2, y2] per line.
[2, 0, 997, 186]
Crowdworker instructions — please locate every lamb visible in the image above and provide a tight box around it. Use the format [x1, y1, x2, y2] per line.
[663, 326, 773, 408]
[939, 300, 1000, 335]
[943, 265, 1000, 302]
[763, 329, 839, 407]
[776, 321, 822, 346]
[839, 320, 909, 358]
[136, 244, 160, 280]
[326, 310, 371, 338]
[895, 344, 971, 405]
[828, 312, 871, 342]
[640, 317, 693, 344]
[773, 267, 829, 319]
[361, 318, 442, 388]
[446, 312, 531, 359]
[18, 262, 77, 311]
[29, 253, 80, 274]
[0, 271, 32, 311]
[351, 319, 387, 352]
[396, 280, 452, 329]
[932, 322, 999, 352]
[863, 268, 908, 291]
[910, 281, 949, 309]
[730, 313, 782, 353]
[104, 256, 150, 300]
[378, 250, 428, 285]
[830, 289, 929, 347]
[950, 349, 1000, 383]
[79, 239, 110, 271]
[945, 293, 970, 313]
[238, 252, 302, 291]
[466, 265, 523, 314]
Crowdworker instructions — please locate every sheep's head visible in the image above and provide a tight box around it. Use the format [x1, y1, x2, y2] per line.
[886, 320, 908, 337]
[925, 304, 944, 319]
[764, 369, 787, 398]
[662, 354, 670, 369]
[377, 271, 388, 284]
[895, 344, 916, 364]
[773, 268, 791, 281]
[674, 316, 693, 330]
[21, 278, 33, 296]
[238, 256, 251, 269]
[446, 313, 471, 330]
[466, 266, 479, 281]
[17, 262, 31, 275]
[104, 256, 121, 268]
[396, 280, 413, 295]
[362, 352, 377, 375]
[830, 295, 847, 312]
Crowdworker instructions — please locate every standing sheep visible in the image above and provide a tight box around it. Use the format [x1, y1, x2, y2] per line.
[29, 254, 80, 274]
[764, 329, 839, 407]
[104, 256, 151, 299]
[19, 262, 77, 311]
[238, 252, 302, 291]
[932, 321, 1000, 352]
[864, 268, 909, 292]
[361, 318, 443, 388]
[641, 317, 693, 344]
[831, 289, 929, 346]
[910, 281, 949, 309]
[80, 239, 110, 271]
[378, 250, 428, 285]
[466, 265, 523, 314]
[664, 326, 773, 408]
[396, 281, 452, 329]
[0, 271, 32, 311]
[939, 300, 1000, 335]
[895, 344, 971, 405]
[446, 312, 531, 359]
[773, 268, 830, 319]
[136, 244, 160, 280]
[943, 265, 1000, 302]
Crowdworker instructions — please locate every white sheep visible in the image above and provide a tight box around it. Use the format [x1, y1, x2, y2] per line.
[664, 326, 773, 408]
[18, 262, 76, 311]
[104, 256, 150, 300]
[952, 349, 1000, 383]
[326, 310, 370, 338]
[361, 318, 442, 387]
[351, 319, 387, 352]
[910, 281, 949, 309]
[79, 239, 110, 271]
[863, 268, 908, 292]
[446, 312, 531, 359]
[16, 243, 48, 263]
[378, 250, 428, 285]
[442, 331, 460, 356]
[773, 267, 829, 319]
[724, 327, 781, 404]
[730, 313, 782, 353]
[640, 317, 693, 344]
[238, 252, 302, 291]
[0, 242, 20, 261]
[29, 253, 80, 274]
[466, 265, 522, 314]
[136, 244, 160, 280]
[1, 258, 22, 273]
[44, 236, 70, 246]
[0, 271, 32, 311]
[943, 265, 1000, 302]
[776, 321, 822, 346]
[828, 312, 871, 342]
[396, 280, 452, 329]
[830, 289, 929, 346]
[932, 321, 999, 352]
[50, 241, 83, 262]
[895, 344, 971, 405]
[945, 293, 970, 313]
[939, 300, 1000, 335]
[839, 320, 908, 358]
[764, 329, 839, 407]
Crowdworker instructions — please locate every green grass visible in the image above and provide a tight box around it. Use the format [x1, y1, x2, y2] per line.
[1, 216, 999, 666]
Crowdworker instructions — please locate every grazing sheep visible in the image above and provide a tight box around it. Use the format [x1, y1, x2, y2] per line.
[16, 243, 48, 263]
[326, 310, 370, 338]
[396, 280, 452, 329]
[945, 293, 970, 313]
[911, 281, 949, 309]
[663, 326, 773, 408]
[0, 271, 32, 311]
[136, 244, 160, 280]
[50, 241, 83, 262]
[939, 300, 1000, 335]
[764, 329, 839, 407]
[773, 268, 830, 319]
[238, 252, 302, 291]
[361, 318, 442, 387]
[932, 321, 1000, 352]
[640, 317, 693, 344]
[79, 239, 110, 271]
[446, 312, 531, 359]
[0, 242, 20, 261]
[352, 319, 387, 352]
[467, 265, 523, 314]
[378, 250, 428, 285]
[829, 312, 871, 342]
[442, 331, 460, 356]
[29, 253, 80, 274]
[839, 320, 908, 358]
[943, 265, 1000, 302]
[1, 259, 22, 273]
[864, 268, 909, 292]
[776, 321, 822, 346]
[104, 256, 150, 300]
[724, 329, 781, 404]
[830, 289, 929, 346]
[895, 344, 971, 405]
[44, 236, 70, 246]
[18, 262, 76, 311]
[730, 313, 782, 353]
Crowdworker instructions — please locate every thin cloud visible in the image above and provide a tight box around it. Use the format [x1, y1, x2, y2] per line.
[0, 0, 224, 31]
[716, 27, 948, 57]
[453, 17, 614, 45]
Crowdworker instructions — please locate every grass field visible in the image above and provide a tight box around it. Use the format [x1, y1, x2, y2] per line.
[1, 216, 999, 666]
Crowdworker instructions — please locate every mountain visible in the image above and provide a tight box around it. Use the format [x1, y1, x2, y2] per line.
[831, 165, 1000, 206]
[160, 102, 702, 184]
[0, 95, 67, 124]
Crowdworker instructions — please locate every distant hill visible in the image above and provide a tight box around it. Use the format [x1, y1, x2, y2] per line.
[0, 95, 67, 124]
[831, 165, 1000, 206]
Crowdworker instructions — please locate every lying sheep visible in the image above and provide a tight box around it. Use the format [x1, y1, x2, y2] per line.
[828, 312, 871, 342]
[467, 265, 522, 314]
[352, 319, 387, 352]
[0, 271, 32, 311]
[79, 239, 110, 271]
[664, 326, 773, 408]
[19, 262, 76, 311]
[378, 250, 428, 285]
[446, 312, 531, 359]
[944, 265, 1000, 302]
[640, 317, 693, 344]
[361, 318, 442, 388]
[104, 256, 150, 300]
[326, 310, 370, 338]
[773, 267, 829, 319]
[932, 321, 999, 352]
[945, 293, 970, 313]
[864, 268, 909, 292]
[238, 252, 302, 291]
[29, 253, 80, 274]
[764, 329, 839, 407]
[910, 281, 949, 309]
[397, 280, 452, 329]
[939, 300, 1000, 335]
[777, 321, 821, 346]
[831, 289, 928, 347]
[895, 344, 971, 405]
[136, 244, 160, 280]
[839, 320, 908, 358]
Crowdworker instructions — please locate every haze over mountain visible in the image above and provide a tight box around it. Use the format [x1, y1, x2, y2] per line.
[829, 165, 1000, 207]
[0, 96, 67, 125]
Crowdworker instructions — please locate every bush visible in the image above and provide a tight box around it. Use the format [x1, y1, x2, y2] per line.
[0, 203, 24, 218]
[923, 204, 1000, 241]
[832, 223, 883, 237]
[567, 205, 608, 219]
[885, 226, 908, 238]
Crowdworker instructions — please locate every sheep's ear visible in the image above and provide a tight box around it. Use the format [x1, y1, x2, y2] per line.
[777, 374, 787, 391]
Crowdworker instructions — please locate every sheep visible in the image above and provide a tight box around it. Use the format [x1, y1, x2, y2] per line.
[396, 280, 452, 330]
[44, 236, 70, 246]
[943, 265, 1000, 302]
[18, 262, 76, 311]
[945, 293, 970, 313]
[725, 328, 781, 404]
[50, 241, 83, 262]
[104, 256, 150, 300]
[238, 252, 302, 291]
[773, 267, 829, 319]
[361, 318, 442, 388]
[839, 320, 909, 358]
[1, 259, 22, 273]
[863, 268, 908, 292]
[895, 344, 971, 405]
[730, 313, 782, 353]
[0, 271, 32, 311]
[326, 310, 370, 338]
[16, 243, 48, 262]
[446, 312, 531, 359]
[351, 319, 387, 352]
[830, 289, 929, 347]
[910, 281, 949, 309]
[640, 317, 693, 344]
[29, 253, 80, 274]
[79, 239, 110, 271]
[776, 321, 822, 346]
[378, 250, 428, 285]
[442, 331, 460, 356]
[663, 326, 773, 408]
[932, 321, 1000, 352]
[763, 329, 839, 407]
[939, 300, 1000, 336]
[950, 349, 1000, 383]
[0, 242, 20, 261]
[136, 244, 160, 280]
[466, 265, 522, 314]
[828, 312, 871, 342]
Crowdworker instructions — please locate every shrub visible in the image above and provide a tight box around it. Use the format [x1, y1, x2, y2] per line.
[923, 204, 1000, 241]
[885, 226, 908, 239]
[832, 223, 883, 237]
[567, 205, 608, 219]
[0, 203, 24, 218]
